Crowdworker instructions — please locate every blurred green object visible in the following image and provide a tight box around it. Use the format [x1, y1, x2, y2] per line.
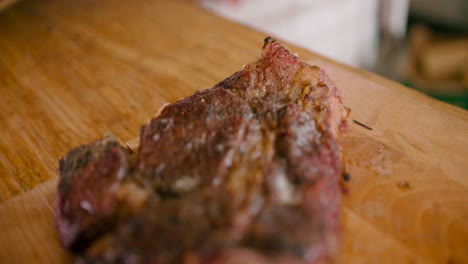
[430, 93, 468, 110]
[403, 81, 468, 110]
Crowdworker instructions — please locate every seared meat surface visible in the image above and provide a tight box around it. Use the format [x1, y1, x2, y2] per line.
[55, 135, 130, 252]
[55, 38, 349, 264]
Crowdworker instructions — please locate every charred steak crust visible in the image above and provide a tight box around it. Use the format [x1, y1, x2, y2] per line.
[55, 38, 349, 264]
[55, 135, 130, 252]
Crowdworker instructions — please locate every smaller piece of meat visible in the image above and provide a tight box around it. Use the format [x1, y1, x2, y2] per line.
[55, 135, 130, 252]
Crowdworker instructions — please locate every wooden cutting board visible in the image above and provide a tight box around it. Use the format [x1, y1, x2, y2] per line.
[0, 0, 467, 263]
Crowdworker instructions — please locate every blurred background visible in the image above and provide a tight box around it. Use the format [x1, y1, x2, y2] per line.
[1, 0, 467, 108]
[201, 0, 468, 109]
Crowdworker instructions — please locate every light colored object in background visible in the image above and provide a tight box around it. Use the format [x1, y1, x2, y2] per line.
[380, 0, 409, 38]
[375, 0, 409, 79]
[202, 0, 380, 68]
[403, 26, 468, 95]
[203, 0, 409, 69]
[420, 39, 468, 80]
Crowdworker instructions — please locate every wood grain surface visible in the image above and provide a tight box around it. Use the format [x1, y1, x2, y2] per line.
[0, 0, 467, 263]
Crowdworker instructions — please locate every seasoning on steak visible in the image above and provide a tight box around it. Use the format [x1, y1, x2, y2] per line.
[55, 37, 349, 264]
[55, 135, 130, 252]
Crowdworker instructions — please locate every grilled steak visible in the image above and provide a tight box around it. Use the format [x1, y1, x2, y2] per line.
[55, 135, 130, 252]
[55, 37, 349, 264]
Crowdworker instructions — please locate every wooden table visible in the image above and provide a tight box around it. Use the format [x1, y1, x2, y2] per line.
[1, 0, 467, 263]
